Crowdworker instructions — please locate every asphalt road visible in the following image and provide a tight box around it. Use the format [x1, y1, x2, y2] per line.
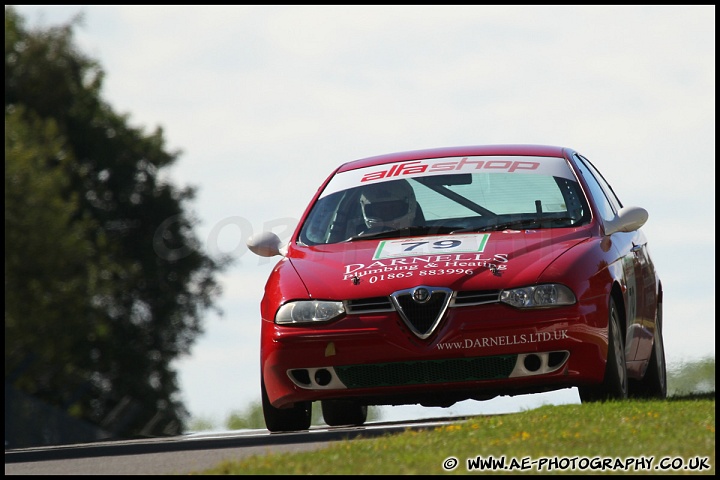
[4, 417, 466, 475]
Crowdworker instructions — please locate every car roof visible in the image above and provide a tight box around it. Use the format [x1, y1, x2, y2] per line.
[336, 144, 574, 173]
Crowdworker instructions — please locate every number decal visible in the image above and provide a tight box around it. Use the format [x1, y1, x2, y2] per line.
[373, 235, 489, 260]
[399, 240, 462, 252]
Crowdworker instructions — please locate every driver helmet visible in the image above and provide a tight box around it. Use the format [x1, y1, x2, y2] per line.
[359, 179, 417, 230]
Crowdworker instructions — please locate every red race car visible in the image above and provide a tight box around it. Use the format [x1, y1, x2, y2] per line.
[247, 144, 666, 432]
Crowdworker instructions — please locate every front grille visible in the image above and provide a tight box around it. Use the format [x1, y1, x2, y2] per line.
[335, 354, 517, 388]
[345, 289, 500, 340]
[394, 292, 448, 336]
[346, 297, 394, 314]
[452, 290, 501, 306]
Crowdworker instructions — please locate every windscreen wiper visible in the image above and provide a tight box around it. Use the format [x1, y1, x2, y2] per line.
[347, 225, 456, 241]
[453, 216, 578, 233]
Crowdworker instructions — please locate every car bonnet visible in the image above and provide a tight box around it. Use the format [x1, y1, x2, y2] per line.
[288, 230, 589, 299]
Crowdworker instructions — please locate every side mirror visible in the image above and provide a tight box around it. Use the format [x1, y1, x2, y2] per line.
[604, 206, 648, 235]
[247, 232, 284, 257]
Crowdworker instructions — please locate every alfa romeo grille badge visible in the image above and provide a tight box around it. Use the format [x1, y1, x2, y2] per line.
[412, 287, 430, 303]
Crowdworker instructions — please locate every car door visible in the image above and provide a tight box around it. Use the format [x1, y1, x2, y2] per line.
[575, 155, 654, 365]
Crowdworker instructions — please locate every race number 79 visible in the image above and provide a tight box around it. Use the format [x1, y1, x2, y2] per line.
[373, 234, 490, 259]
[402, 240, 461, 251]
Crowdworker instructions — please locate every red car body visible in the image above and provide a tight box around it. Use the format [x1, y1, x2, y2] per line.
[248, 144, 666, 432]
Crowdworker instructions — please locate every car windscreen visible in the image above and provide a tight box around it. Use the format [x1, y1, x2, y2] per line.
[298, 156, 590, 245]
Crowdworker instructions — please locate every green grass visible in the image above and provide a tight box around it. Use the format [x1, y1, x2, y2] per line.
[195, 393, 714, 475]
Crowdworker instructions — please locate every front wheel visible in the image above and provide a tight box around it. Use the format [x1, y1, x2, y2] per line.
[261, 377, 311, 432]
[629, 302, 667, 399]
[321, 399, 367, 427]
[579, 297, 628, 402]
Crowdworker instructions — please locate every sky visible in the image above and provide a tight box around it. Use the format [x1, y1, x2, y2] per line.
[11, 5, 715, 428]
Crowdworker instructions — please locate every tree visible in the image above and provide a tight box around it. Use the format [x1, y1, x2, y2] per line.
[5, 6, 227, 441]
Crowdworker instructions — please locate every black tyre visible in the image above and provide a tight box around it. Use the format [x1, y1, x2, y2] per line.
[579, 297, 628, 402]
[629, 302, 667, 399]
[321, 399, 368, 427]
[261, 378, 311, 432]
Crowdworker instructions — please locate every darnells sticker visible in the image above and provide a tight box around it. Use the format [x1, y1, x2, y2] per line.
[436, 330, 570, 350]
[342, 252, 509, 282]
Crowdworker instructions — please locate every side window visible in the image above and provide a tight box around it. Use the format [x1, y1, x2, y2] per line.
[573, 156, 616, 223]
[577, 155, 623, 211]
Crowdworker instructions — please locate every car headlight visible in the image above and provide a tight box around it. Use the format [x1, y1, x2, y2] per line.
[275, 300, 345, 324]
[500, 284, 576, 308]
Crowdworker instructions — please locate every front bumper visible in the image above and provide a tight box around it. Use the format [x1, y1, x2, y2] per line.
[261, 301, 608, 408]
